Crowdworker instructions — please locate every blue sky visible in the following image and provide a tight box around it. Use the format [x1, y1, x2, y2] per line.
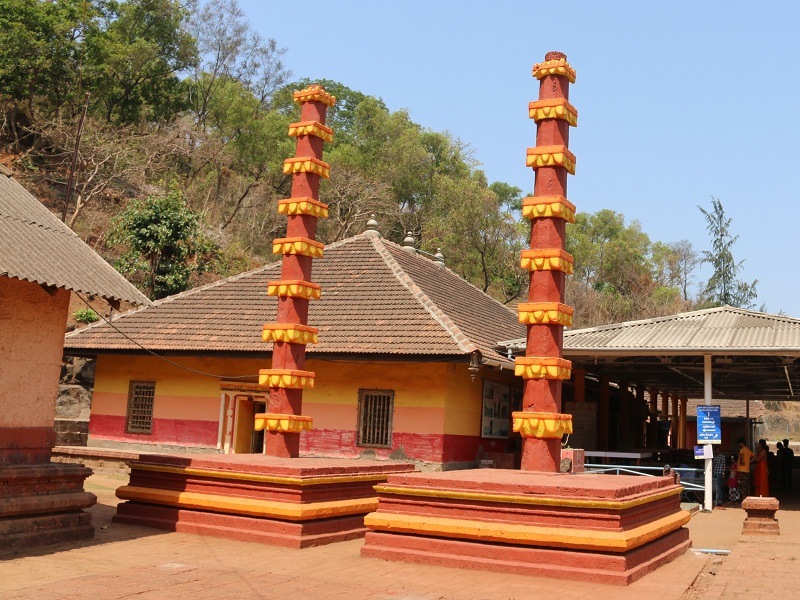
[239, 1, 800, 316]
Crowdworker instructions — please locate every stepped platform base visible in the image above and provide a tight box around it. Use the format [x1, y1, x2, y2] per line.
[113, 453, 415, 548]
[0, 462, 96, 553]
[361, 468, 691, 585]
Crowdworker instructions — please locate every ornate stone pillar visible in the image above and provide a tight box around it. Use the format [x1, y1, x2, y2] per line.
[257, 85, 335, 458]
[513, 52, 577, 472]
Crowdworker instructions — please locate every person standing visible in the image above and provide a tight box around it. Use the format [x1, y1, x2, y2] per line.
[712, 446, 727, 508]
[727, 454, 740, 504]
[752, 439, 769, 497]
[737, 438, 754, 500]
[781, 439, 794, 492]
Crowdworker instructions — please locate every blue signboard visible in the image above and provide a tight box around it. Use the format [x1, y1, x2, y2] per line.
[696, 405, 721, 444]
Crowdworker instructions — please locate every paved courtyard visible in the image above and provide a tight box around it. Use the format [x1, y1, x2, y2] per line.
[1, 473, 798, 599]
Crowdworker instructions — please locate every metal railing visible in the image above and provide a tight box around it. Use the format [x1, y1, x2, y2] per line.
[584, 463, 705, 494]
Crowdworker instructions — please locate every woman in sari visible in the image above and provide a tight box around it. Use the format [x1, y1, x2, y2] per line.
[752, 439, 770, 497]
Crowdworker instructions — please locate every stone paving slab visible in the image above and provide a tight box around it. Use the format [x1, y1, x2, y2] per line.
[1, 474, 798, 599]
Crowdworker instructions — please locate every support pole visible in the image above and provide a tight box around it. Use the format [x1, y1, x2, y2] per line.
[648, 387, 659, 450]
[670, 393, 679, 450]
[703, 354, 713, 511]
[597, 375, 610, 451]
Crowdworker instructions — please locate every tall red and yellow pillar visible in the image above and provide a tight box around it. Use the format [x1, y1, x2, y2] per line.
[513, 52, 577, 472]
[257, 85, 335, 458]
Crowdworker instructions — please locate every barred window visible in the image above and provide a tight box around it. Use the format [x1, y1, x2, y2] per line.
[357, 389, 394, 448]
[126, 381, 156, 434]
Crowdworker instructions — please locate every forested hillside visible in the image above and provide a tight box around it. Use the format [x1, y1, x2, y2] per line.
[0, 0, 742, 327]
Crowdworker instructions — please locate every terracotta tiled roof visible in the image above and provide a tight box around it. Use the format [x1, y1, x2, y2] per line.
[0, 169, 150, 306]
[64, 233, 524, 365]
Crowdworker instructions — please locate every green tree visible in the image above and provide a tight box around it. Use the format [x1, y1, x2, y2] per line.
[424, 173, 525, 302]
[0, 0, 94, 143]
[85, 0, 197, 124]
[698, 197, 758, 308]
[651, 239, 699, 301]
[110, 185, 213, 299]
[567, 209, 653, 296]
[489, 181, 524, 212]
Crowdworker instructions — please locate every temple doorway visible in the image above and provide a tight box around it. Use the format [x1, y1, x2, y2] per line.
[219, 383, 268, 454]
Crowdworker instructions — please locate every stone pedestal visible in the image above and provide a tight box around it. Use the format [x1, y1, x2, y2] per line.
[362, 469, 691, 585]
[0, 461, 96, 553]
[113, 453, 414, 548]
[742, 496, 780, 535]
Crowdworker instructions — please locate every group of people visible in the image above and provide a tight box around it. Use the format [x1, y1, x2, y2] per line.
[712, 438, 794, 508]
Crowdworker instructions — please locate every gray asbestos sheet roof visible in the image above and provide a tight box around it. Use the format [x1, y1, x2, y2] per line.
[562, 306, 800, 356]
[0, 171, 150, 306]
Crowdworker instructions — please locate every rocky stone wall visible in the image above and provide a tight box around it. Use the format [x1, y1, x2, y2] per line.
[56, 356, 95, 446]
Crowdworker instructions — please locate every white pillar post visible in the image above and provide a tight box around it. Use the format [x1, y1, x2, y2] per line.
[703, 354, 713, 511]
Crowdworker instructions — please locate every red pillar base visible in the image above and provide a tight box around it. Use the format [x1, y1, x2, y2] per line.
[361, 469, 691, 585]
[112, 453, 415, 548]
[0, 462, 96, 554]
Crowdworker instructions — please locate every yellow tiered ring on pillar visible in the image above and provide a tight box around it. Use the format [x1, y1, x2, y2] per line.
[266, 280, 322, 300]
[521, 195, 576, 223]
[258, 369, 316, 389]
[532, 57, 576, 83]
[262, 323, 319, 345]
[520, 248, 574, 274]
[272, 236, 325, 259]
[293, 85, 336, 107]
[525, 145, 576, 174]
[283, 157, 331, 178]
[514, 356, 572, 380]
[528, 98, 578, 126]
[512, 412, 573, 439]
[517, 302, 574, 327]
[277, 197, 330, 218]
[254, 413, 313, 433]
[288, 120, 334, 142]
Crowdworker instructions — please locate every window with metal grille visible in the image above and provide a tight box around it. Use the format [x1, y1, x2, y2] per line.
[357, 389, 394, 448]
[126, 381, 156, 434]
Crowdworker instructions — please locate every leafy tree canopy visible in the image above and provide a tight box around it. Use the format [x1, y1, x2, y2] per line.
[698, 197, 758, 309]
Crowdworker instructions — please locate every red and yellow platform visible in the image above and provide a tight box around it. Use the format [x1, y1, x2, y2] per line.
[113, 453, 414, 548]
[361, 469, 691, 585]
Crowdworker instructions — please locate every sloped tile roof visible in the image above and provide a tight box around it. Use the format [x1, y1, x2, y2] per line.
[0, 170, 150, 306]
[64, 233, 524, 365]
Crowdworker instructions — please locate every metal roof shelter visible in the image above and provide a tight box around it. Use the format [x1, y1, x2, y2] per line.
[499, 306, 800, 400]
[0, 166, 150, 307]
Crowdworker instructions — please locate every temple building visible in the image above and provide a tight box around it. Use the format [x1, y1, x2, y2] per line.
[63, 228, 527, 469]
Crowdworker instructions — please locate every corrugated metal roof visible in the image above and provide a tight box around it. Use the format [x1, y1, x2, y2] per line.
[499, 307, 800, 400]
[563, 307, 800, 354]
[0, 172, 150, 306]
